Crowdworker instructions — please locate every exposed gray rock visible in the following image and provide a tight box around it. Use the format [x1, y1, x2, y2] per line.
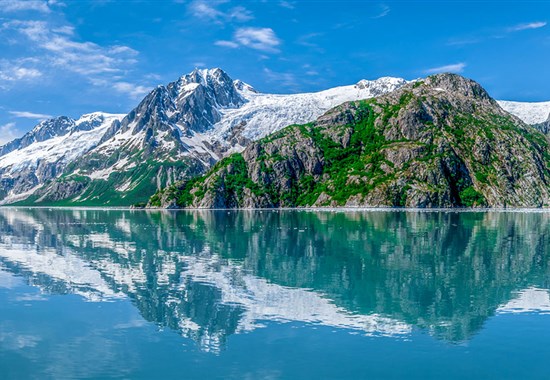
[162, 74, 550, 209]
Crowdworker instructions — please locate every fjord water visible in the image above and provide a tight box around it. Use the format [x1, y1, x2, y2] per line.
[0, 209, 549, 379]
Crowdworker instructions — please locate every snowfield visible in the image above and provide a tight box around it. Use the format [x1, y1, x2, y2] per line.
[498, 100, 550, 125]
[0, 113, 124, 175]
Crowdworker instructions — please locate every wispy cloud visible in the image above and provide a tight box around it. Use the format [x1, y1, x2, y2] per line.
[216, 27, 281, 52]
[279, 1, 295, 9]
[9, 111, 52, 120]
[0, 19, 145, 92]
[111, 82, 152, 99]
[0, 123, 20, 145]
[89, 79, 151, 99]
[0, 59, 43, 86]
[215, 40, 239, 48]
[372, 4, 390, 19]
[263, 68, 297, 90]
[508, 21, 547, 32]
[425, 62, 466, 74]
[448, 20, 547, 46]
[189, 0, 253, 23]
[297, 33, 323, 48]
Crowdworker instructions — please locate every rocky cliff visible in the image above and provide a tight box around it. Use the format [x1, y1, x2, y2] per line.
[151, 74, 550, 208]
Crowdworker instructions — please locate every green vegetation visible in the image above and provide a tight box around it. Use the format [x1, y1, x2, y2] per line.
[459, 186, 486, 207]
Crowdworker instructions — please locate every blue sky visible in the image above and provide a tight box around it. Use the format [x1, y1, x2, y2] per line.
[0, 0, 549, 142]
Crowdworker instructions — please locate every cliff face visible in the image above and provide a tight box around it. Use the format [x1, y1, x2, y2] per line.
[152, 74, 550, 208]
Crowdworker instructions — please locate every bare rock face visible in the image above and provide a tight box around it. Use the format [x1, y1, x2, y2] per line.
[534, 114, 550, 134]
[157, 74, 550, 209]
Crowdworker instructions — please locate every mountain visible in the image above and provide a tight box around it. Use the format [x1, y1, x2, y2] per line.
[3, 68, 408, 206]
[1, 68, 549, 207]
[0, 113, 124, 204]
[152, 74, 550, 208]
[497, 100, 550, 126]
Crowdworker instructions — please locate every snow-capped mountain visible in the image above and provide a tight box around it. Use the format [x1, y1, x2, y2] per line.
[191, 75, 409, 158]
[5, 68, 408, 206]
[0, 113, 124, 204]
[1, 67, 548, 206]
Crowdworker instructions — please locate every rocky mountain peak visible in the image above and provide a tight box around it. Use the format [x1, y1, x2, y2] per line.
[355, 77, 410, 97]
[0, 116, 76, 157]
[31, 116, 75, 139]
[423, 73, 493, 102]
[175, 67, 244, 108]
[233, 79, 258, 94]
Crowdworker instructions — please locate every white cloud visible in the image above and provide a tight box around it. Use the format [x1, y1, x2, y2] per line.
[1, 19, 143, 91]
[279, 1, 295, 9]
[216, 27, 282, 53]
[0, 123, 20, 145]
[296, 32, 324, 50]
[0, 0, 51, 13]
[425, 62, 467, 74]
[508, 21, 547, 32]
[372, 4, 390, 19]
[0, 59, 43, 85]
[111, 82, 152, 99]
[189, 0, 253, 23]
[9, 111, 52, 120]
[215, 40, 239, 48]
[234, 27, 281, 52]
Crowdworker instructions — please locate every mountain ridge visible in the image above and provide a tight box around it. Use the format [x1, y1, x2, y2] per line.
[1, 68, 549, 207]
[1, 69, 409, 206]
[151, 73, 550, 209]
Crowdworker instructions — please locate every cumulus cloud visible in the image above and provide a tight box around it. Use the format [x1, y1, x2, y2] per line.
[425, 62, 466, 74]
[235, 28, 281, 52]
[215, 27, 281, 52]
[217, 27, 281, 52]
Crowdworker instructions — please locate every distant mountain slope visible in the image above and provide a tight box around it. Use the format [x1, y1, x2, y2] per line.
[153, 74, 550, 209]
[15, 69, 408, 206]
[0, 113, 124, 204]
[498, 100, 550, 126]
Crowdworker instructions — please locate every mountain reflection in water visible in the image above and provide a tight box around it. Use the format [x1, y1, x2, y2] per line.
[0, 208, 548, 353]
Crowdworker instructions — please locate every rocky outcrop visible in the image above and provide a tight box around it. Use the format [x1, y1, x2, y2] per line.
[534, 114, 550, 134]
[154, 74, 550, 208]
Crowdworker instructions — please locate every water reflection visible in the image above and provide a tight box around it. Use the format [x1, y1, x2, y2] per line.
[0, 208, 548, 352]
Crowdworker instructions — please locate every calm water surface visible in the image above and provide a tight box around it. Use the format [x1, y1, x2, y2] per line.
[0, 208, 549, 379]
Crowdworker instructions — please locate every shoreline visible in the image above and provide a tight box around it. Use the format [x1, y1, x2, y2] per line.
[1, 206, 549, 213]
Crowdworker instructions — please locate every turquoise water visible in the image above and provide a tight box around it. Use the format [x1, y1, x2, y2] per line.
[0, 208, 549, 379]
